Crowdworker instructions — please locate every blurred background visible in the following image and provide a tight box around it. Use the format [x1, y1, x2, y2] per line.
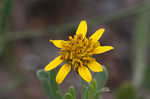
[0, 0, 150, 99]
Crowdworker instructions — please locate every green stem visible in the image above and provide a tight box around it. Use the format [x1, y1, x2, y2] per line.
[81, 86, 88, 99]
[69, 87, 76, 99]
[132, 3, 150, 87]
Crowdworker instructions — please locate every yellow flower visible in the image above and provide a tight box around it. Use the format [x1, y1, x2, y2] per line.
[44, 20, 114, 84]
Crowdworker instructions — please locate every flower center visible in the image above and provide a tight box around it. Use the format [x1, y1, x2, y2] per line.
[59, 34, 99, 71]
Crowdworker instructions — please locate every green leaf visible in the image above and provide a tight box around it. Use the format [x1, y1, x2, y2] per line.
[64, 93, 73, 99]
[80, 66, 108, 99]
[95, 66, 108, 90]
[95, 90, 101, 99]
[94, 87, 109, 99]
[37, 69, 51, 97]
[80, 77, 88, 87]
[81, 86, 88, 99]
[36, 69, 62, 99]
[91, 79, 97, 90]
[69, 86, 76, 99]
[99, 87, 110, 93]
[88, 79, 97, 99]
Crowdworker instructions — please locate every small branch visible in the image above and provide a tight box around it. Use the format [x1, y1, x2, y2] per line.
[6, 1, 150, 42]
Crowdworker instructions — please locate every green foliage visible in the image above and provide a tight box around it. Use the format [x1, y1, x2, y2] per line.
[80, 66, 109, 99]
[37, 66, 108, 99]
[37, 69, 77, 99]
[37, 69, 62, 99]
[115, 83, 137, 99]
[63, 86, 76, 99]
[1, 0, 150, 98]
[88, 80, 97, 99]
[81, 86, 88, 99]
[69, 87, 76, 99]
[64, 93, 72, 99]
[95, 66, 108, 90]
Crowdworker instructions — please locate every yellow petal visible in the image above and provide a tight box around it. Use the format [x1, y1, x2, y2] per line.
[87, 60, 103, 72]
[44, 56, 63, 71]
[56, 64, 71, 84]
[78, 66, 92, 83]
[93, 46, 114, 54]
[90, 28, 105, 42]
[50, 40, 68, 48]
[76, 20, 87, 37]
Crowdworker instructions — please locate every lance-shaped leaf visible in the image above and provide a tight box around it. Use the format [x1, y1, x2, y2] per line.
[88, 79, 97, 99]
[81, 86, 88, 99]
[69, 86, 76, 99]
[95, 66, 108, 90]
[37, 69, 62, 99]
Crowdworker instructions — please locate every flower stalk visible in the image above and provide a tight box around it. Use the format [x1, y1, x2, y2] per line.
[132, 4, 150, 87]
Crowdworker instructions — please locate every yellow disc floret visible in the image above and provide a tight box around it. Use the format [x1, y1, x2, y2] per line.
[59, 34, 100, 71]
